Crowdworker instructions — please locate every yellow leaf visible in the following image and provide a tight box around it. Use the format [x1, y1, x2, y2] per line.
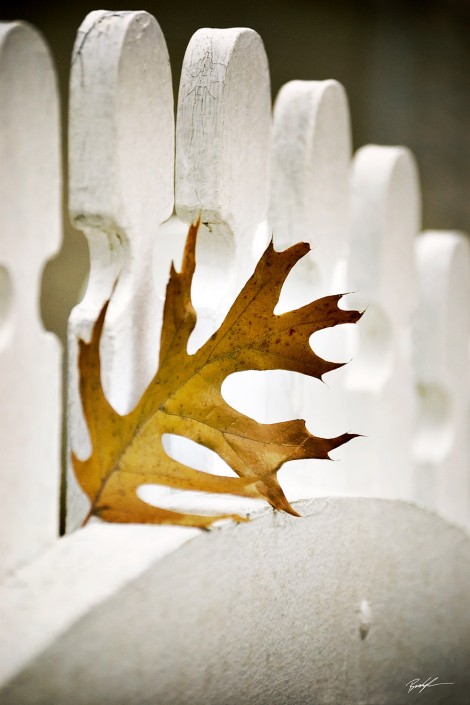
[73, 221, 361, 527]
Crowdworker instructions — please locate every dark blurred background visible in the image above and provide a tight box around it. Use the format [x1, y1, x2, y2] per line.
[1, 0, 469, 344]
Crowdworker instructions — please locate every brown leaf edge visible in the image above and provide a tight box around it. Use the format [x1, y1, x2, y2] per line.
[73, 222, 362, 528]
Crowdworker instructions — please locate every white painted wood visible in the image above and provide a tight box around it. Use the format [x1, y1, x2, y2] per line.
[227, 79, 352, 432]
[340, 146, 420, 500]
[0, 22, 62, 578]
[221, 79, 353, 500]
[67, 11, 174, 530]
[147, 27, 271, 511]
[270, 79, 351, 290]
[284, 146, 421, 502]
[0, 17, 468, 705]
[1, 499, 469, 703]
[175, 27, 271, 350]
[0, 523, 199, 689]
[413, 231, 470, 530]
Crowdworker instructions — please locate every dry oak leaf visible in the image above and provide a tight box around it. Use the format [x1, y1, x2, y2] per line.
[73, 221, 361, 528]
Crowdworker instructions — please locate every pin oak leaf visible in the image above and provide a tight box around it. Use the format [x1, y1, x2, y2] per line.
[73, 221, 361, 527]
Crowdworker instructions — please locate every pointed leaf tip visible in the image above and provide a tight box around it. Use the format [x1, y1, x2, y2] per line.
[73, 221, 360, 527]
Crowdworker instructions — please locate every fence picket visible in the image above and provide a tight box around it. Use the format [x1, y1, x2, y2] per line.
[67, 10, 174, 529]
[413, 230, 470, 530]
[0, 22, 62, 577]
[284, 146, 421, 502]
[175, 27, 271, 348]
[145, 27, 272, 516]
[266, 80, 352, 497]
[270, 79, 351, 288]
[265, 79, 351, 432]
[343, 146, 420, 500]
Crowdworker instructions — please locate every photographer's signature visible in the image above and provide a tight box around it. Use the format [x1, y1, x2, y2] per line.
[406, 677, 453, 694]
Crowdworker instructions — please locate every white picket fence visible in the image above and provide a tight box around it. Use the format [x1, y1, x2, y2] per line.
[1, 11, 470, 704]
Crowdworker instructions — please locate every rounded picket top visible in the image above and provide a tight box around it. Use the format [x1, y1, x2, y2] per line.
[270, 79, 351, 267]
[328, 145, 423, 502]
[0, 21, 62, 577]
[69, 10, 174, 238]
[268, 79, 352, 411]
[175, 26, 271, 341]
[345, 146, 420, 391]
[176, 27, 271, 241]
[296, 145, 423, 506]
[68, 8, 174, 398]
[67, 10, 175, 530]
[413, 230, 470, 528]
[262, 80, 352, 432]
[69, 10, 174, 357]
[0, 21, 61, 268]
[161, 27, 272, 495]
[348, 145, 421, 317]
